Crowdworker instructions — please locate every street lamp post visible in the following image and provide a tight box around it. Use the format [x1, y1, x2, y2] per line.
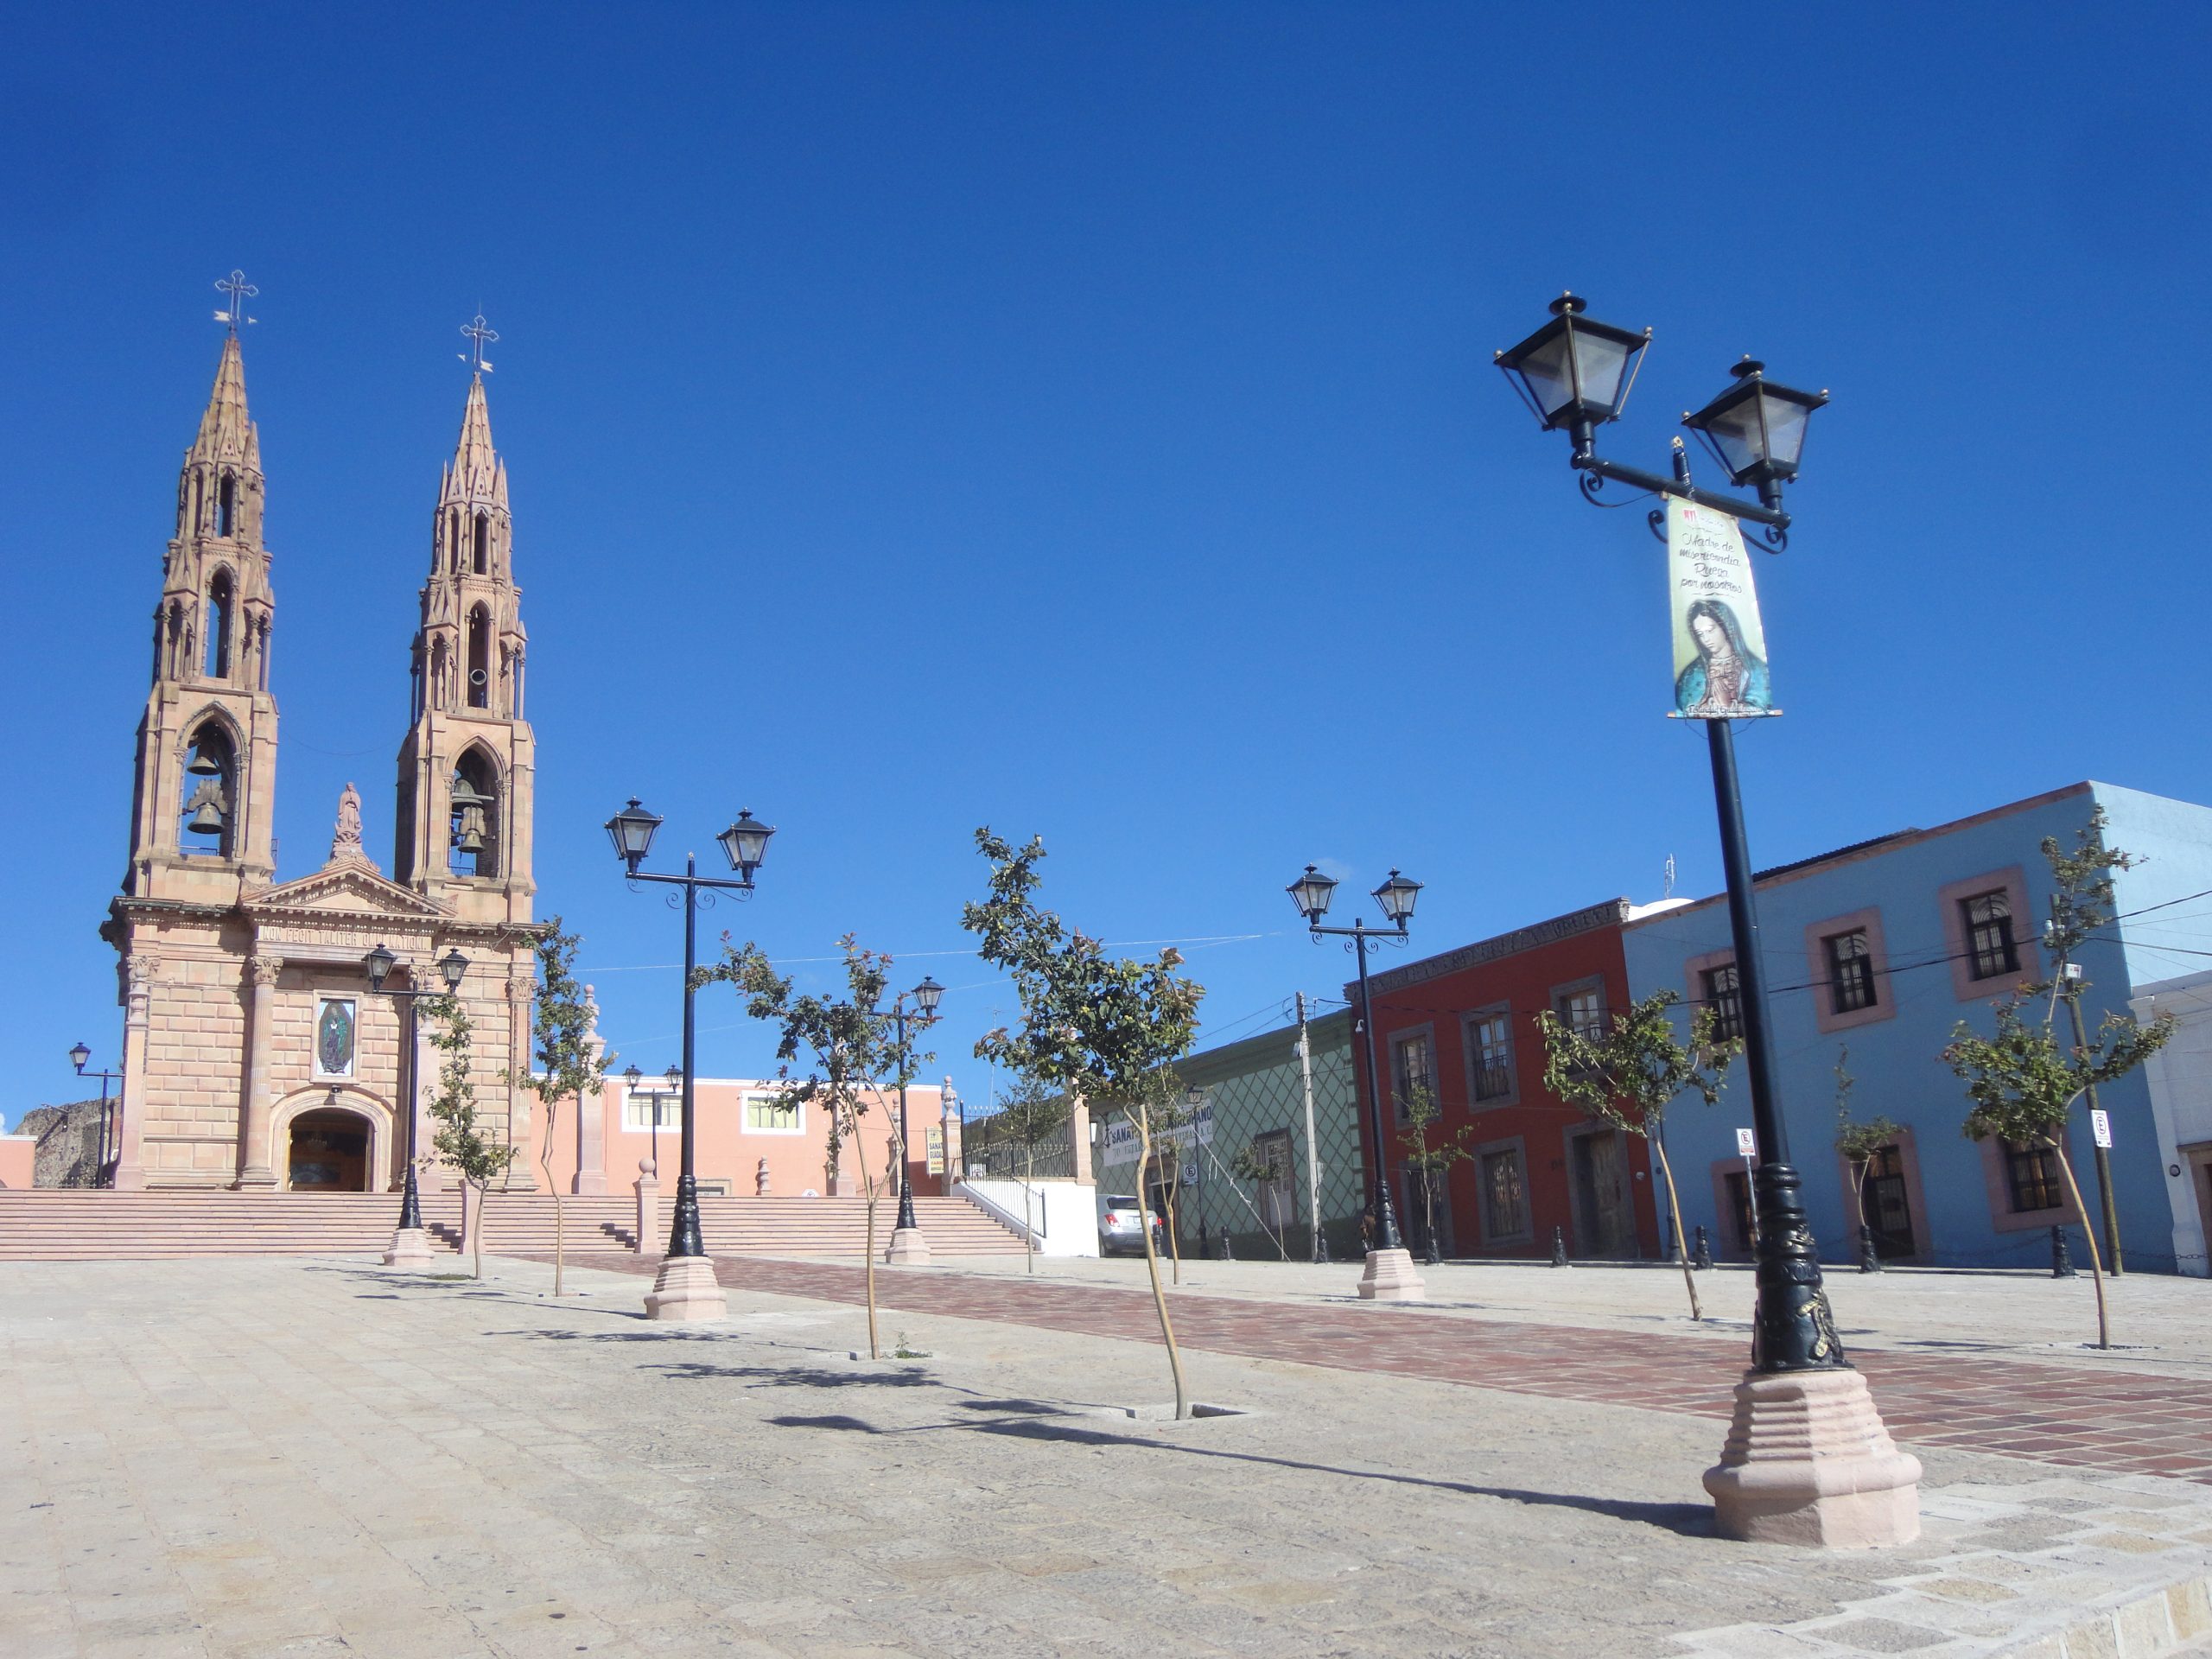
[1497, 293, 1919, 1547]
[879, 977, 944, 1266]
[607, 798, 774, 1321]
[1286, 864, 1427, 1302]
[622, 1063, 683, 1178]
[67, 1044, 124, 1189]
[365, 942, 469, 1267]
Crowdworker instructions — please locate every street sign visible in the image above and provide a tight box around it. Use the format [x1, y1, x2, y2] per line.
[1735, 1128, 1757, 1158]
[925, 1125, 945, 1174]
[2091, 1109, 2112, 1149]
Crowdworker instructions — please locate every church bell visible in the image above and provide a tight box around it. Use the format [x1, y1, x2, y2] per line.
[187, 746, 223, 776]
[187, 797, 226, 836]
[449, 775, 486, 854]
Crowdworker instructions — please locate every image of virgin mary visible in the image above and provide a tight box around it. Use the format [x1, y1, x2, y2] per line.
[316, 1000, 355, 1077]
[1675, 598, 1773, 718]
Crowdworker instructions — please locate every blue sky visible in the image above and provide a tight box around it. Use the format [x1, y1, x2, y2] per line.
[8, 3, 2210, 1123]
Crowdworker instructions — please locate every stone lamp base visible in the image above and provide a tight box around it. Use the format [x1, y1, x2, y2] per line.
[1703, 1367, 1923, 1548]
[886, 1227, 931, 1266]
[644, 1253, 728, 1321]
[382, 1226, 436, 1268]
[1357, 1247, 1427, 1302]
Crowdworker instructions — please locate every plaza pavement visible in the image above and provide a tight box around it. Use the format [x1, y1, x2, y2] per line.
[5, 1253, 2212, 1659]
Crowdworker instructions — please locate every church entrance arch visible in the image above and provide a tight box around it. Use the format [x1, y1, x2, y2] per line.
[273, 1090, 391, 1192]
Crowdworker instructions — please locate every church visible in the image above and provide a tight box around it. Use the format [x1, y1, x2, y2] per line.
[98, 322, 544, 1192]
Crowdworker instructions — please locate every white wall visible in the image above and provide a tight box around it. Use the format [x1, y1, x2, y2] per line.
[2131, 969, 2212, 1278]
[955, 1179, 1099, 1256]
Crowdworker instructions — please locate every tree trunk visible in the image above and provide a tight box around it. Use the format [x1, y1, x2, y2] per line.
[2066, 992, 2125, 1276]
[1162, 1159, 1182, 1286]
[539, 1096, 564, 1299]
[1021, 1145, 1036, 1274]
[2050, 1140, 2110, 1350]
[1649, 1136, 1701, 1322]
[1847, 1154, 1868, 1238]
[472, 1181, 486, 1281]
[1134, 1109, 1190, 1419]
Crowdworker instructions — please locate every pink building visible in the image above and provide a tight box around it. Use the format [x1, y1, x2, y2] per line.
[536, 1075, 963, 1201]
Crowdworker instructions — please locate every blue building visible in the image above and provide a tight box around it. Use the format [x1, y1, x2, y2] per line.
[1621, 782, 2212, 1274]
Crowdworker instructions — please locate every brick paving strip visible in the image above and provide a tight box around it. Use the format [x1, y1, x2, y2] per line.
[552, 1250, 2212, 1487]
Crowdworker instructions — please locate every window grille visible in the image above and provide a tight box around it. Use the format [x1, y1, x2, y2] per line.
[1962, 891, 2020, 981]
[1827, 930, 1878, 1014]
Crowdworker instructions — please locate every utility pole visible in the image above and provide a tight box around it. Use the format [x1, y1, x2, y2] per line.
[1296, 992, 1325, 1264]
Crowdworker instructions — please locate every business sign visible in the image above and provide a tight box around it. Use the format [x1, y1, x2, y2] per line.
[1734, 1127, 1758, 1159]
[2091, 1109, 2113, 1150]
[1668, 499, 1778, 720]
[925, 1124, 944, 1174]
[1100, 1097, 1215, 1163]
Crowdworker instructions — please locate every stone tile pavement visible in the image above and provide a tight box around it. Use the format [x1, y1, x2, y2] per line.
[5, 1255, 2212, 1658]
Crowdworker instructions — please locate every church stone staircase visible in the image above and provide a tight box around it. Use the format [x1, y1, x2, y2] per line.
[0, 1192, 1026, 1262]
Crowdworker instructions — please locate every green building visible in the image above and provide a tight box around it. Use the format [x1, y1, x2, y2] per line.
[1096, 1006, 1366, 1260]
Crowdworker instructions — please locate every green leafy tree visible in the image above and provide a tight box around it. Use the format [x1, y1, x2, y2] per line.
[522, 918, 612, 1298]
[963, 829, 1206, 1418]
[988, 1072, 1071, 1274]
[1226, 1140, 1294, 1261]
[425, 995, 518, 1280]
[1943, 992, 2171, 1350]
[2039, 807, 2141, 1273]
[1397, 1078, 1475, 1263]
[1830, 1045, 1904, 1249]
[1144, 1083, 1199, 1284]
[1539, 990, 1738, 1322]
[702, 934, 925, 1359]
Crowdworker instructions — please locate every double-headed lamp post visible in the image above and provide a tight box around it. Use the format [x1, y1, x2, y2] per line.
[621, 1063, 683, 1174]
[67, 1043, 124, 1188]
[879, 976, 945, 1265]
[1287, 864, 1427, 1302]
[606, 797, 775, 1322]
[364, 942, 468, 1267]
[1497, 292, 1919, 1547]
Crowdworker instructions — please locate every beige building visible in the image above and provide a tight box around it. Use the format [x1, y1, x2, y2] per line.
[99, 333, 543, 1192]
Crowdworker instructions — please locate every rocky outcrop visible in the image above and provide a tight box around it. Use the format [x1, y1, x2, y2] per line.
[14, 1101, 105, 1187]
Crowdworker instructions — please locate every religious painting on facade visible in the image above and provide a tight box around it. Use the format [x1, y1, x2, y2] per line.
[1666, 498, 1777, 720]
[314, 996, 357, 1080]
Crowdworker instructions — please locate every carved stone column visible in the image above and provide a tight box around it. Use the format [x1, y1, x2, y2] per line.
[111, 956, 156, 1191]
[234, 956, 283, 1189]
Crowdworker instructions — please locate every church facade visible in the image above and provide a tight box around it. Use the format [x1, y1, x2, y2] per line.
[99, 332, 544, 1192]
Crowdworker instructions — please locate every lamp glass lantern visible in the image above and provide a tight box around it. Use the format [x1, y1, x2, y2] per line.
[605, 798, 663, 874]
[1681, 359, 1828, 488]
[365, 942, 397, 991]
[1372, 869, 1423, 927]
[912, 976, 944, 1019]
[715, 810, 775, 880]
[623, 1064, 643, 1089]
[439, 948, 468, 992]
[1495, 294, 1650, 433]
[69, 1041, 91, 1072]
[1287, 864, 1338, 924]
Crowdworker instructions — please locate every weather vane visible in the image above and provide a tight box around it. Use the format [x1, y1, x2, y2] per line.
[458, 313, 498, 374]
[213, 270, 258, 334]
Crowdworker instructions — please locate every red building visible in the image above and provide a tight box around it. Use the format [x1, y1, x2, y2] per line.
[1351, 898, 1675, 1261]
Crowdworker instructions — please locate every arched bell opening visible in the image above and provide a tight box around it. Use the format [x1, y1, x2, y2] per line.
[179, 721, 236, 857]
[466, 606, 491, 709]
[204, 568, 235, 680]
[448, 747, 500, 879]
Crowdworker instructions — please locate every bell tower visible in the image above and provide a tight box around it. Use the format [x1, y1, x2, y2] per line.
[121, 326, 280, 902]
[393, 347, 536, 925]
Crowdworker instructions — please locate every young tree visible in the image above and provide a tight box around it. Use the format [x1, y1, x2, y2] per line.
[702, 935, 925, 1359]
[963, 830, 1205, 1418]
[1397, 1079, 1474, 1265]
[1145, 1084, 1198, 1285]
[988, 1072, 1071, 1274]
[1943, 992, 2171, 1350]
[2040, 806, 2141, 1273]
[1226, 1140, 1294, 1261]
[1830, 1046, 1902, 1254]
[1539, 990, 1738, 1323]
[522, 918, 612, 1299]
[424, 995, 518, 1280]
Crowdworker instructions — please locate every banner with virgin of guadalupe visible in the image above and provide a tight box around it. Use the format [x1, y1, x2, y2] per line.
[1667, 498, 1778, 719]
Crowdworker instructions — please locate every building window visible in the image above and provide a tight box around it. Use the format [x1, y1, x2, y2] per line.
[2004, 1139, 2064, 1213]
[1700, 963, 1743, 1043]
[1251, 1128, 1294, 1229]
[204, 570, 234, 679]
[744, 1093, 800, 1133]
[623, 1090, 679, 1133]
[216, 474, 235, 537]
[1481, 1147, 1527, 1240]
[1962, 890, 2020, 982]
[1390, 1032, 1435, 1122]
[1555, 983, 1606, 1042]
[466, 606, 492, 709]
[473, 512, 490, 575]
[1468, 1010, 1514, 1103]
[1826, 930, 1878, 1014]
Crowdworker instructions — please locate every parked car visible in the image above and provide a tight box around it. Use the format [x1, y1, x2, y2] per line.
[1096, 1193, 1166, 1256]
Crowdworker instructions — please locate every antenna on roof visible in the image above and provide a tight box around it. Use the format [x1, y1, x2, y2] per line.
[213, 270, 258, 334]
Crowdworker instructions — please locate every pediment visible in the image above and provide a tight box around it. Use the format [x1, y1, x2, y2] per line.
[247, 857, 452, 922]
